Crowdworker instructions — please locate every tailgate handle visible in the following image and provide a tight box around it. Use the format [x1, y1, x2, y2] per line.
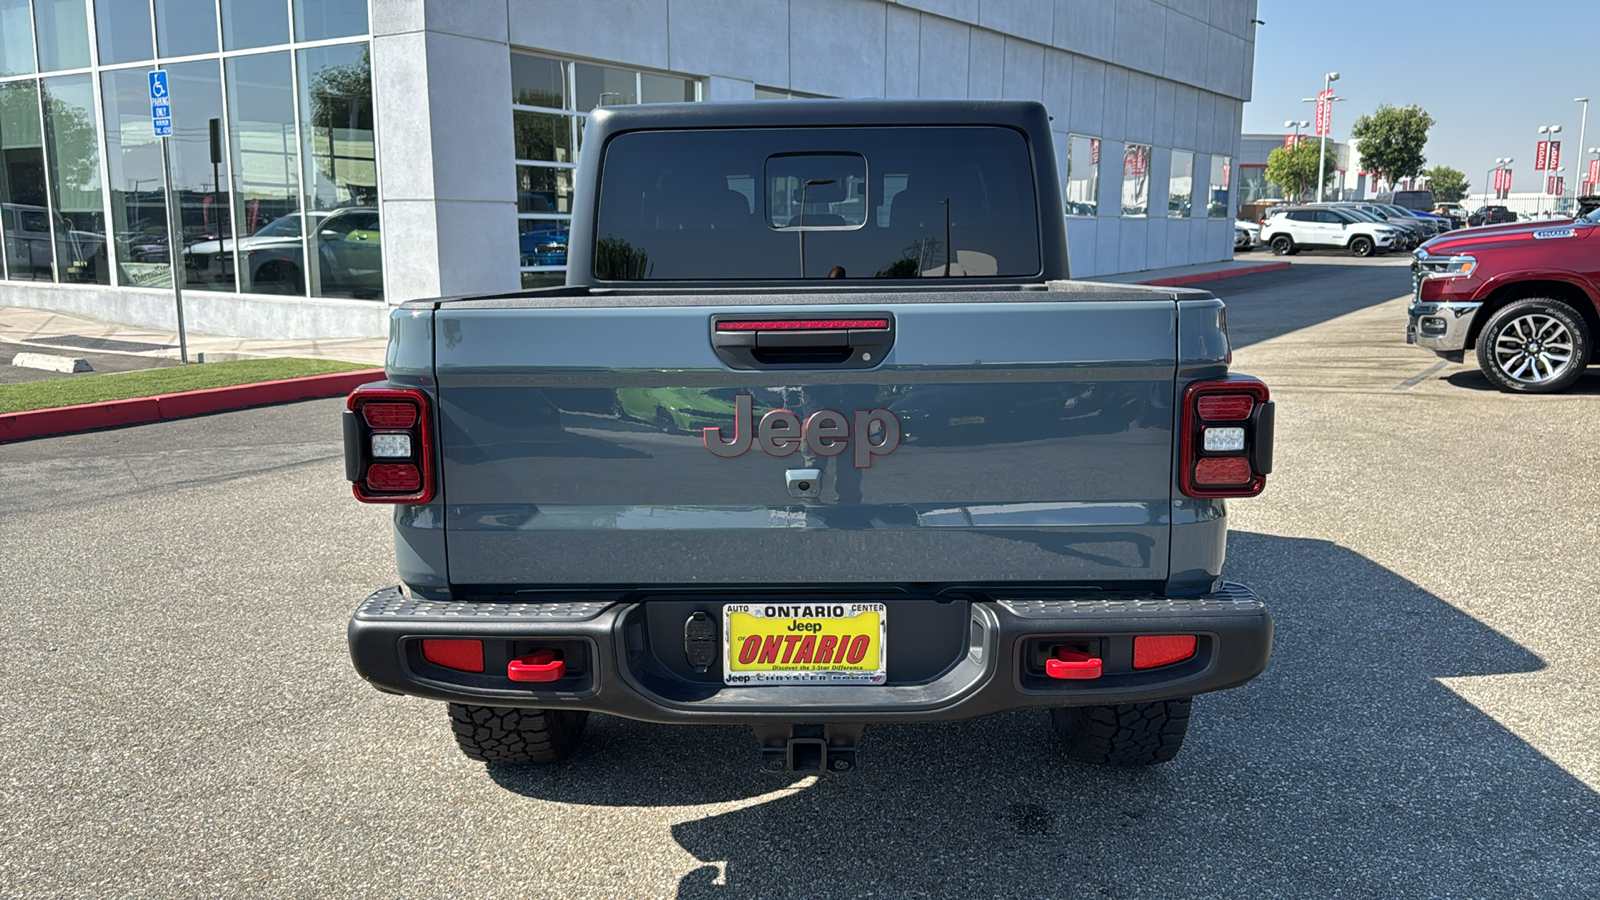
[710, 314, 894, 370]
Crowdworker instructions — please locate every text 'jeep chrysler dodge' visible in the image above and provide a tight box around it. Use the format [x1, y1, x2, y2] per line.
[343, 101, 1276, 775]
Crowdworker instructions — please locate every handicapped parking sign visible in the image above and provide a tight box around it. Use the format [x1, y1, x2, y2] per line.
[149, 70, 171, 137]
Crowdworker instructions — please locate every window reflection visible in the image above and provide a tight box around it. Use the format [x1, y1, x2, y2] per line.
[294, 0, 367, 42]
[1122, 144, 1150, 216]
[96, 0, 154, 66]
[575, 63, 636, 111]
[519, 218, 568, 268]
[1208, 156, 1231, 218]
[162, 60, 232, 292]
[0, 0, 34, 77]
[1169, 149, 1193, 218]
[102, 69, 171, 286]
[226, 51, 301, 295]
[42, 74, 107, 284]
[298, 43, 380, 298]
[1, 81, 51, 281]
[156, 0, 218, 58]
[517, 165, 572, 213]
[1065, 135, 1098, 216]
[34, 0, 91, 71]
[221, 0, 287, 51]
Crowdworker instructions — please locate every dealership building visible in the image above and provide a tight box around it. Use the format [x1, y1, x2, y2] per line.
[0, 0, 1259, 339]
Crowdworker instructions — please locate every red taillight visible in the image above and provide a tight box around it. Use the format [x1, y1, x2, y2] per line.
[362, 402, 417, 429]
[1180, 376, 1272, 499]
[348, 387, 433, 503]
[422, 638, 484, 673]
[366, 463, 421, 492]
[716, 319, 889, 331]
[1196, 394, 1254, 421]
[1133, 635, 1197, 669]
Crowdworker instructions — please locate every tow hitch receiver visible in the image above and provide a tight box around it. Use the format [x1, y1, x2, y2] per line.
[752, 724, 864, 775]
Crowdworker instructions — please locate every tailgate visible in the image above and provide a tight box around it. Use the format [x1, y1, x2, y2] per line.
[433, 296, 1177, 586]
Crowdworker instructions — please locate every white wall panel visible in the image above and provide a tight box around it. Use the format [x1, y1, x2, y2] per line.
[1144, 216, 1168, 270]
[1118, 217, 1147, 272]
[1069, 57, 1104, 135]
[1064, 216, 1096, 276]
[1042, 48, 1073, 124]
[668, 0, 789, 87]
[1001, 37, 1044, 100]
[1052, 0, 1113, 60]
[1172, 83, 1198, 151]
[1161, 5, 1206, 86]
[1125, 70, 1156, 145]
[508, 0, 670, 69]
[967, 27, 1004, 98]
[1112, 0, 1165, 76]
[885, 5, 922, 97]
[1095, 216, 1121, 276]
[979, 0, 1052, 45]
[1101, 64, 1128, 141]
[791, 0, 887, 97]
[917, 14, 970, 97]
[706, 76, 755, 100]
[896, 0, 981, 21]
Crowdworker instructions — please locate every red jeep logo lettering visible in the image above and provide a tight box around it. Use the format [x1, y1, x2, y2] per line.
[703, 394, 901, 468]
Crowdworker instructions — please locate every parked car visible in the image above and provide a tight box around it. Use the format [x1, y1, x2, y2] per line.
[3, 203, 101, 279]
[1371, 202, 1448, 236]
[1304, 203, 1421, 250]
[1408, 204, 1600, 393]
[1433, 203, 1469, 227]
[233, 208, 382, 298]
[1234, 220, 1259, 250]
[1468, 205, 1519, 227]
[1261, 205, 1402, 256]
[1380, 189, 1436, 212]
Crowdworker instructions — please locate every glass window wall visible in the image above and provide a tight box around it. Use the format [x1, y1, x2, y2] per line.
[1122, 143, 1150, 216]
[226, 50, 300, 295]
[34, 0, 90, 71]
[298, 43, 379, 298]
[156, 0, 218, 58]
[1065, 134, 1098, 217]
[511, 51, 700, 283]
[2, 4, 374, 297]
[1, 80, 50, 281]
[1209, 155, 1231, 217]
[0, 0, 35, 77]
[1169, 149, 1193, 218]
[41, 73, 106, 283]
[95, 0, 153, 66]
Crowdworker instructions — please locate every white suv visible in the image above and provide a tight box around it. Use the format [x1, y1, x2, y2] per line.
[1262, 206, 1401, 257]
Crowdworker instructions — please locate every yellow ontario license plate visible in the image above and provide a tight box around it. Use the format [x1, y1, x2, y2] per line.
[722, 602, 887, 686]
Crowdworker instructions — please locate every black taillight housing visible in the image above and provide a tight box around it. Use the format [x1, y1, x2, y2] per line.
[1179, 376, 1273, 499]
[346, 387, 435, 504]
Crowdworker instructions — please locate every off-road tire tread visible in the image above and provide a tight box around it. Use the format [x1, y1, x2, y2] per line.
[1051, 698, 1191, 766]
[447, 703, 588, 764]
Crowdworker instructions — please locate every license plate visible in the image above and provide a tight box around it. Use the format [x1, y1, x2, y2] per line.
[723, 602, 887, 686]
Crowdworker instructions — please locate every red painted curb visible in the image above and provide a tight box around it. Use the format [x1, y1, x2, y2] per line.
[0, 368, 383, 443]
[1138, 261, 1290, 287]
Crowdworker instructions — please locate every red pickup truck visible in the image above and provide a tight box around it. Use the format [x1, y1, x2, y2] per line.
[1408, 210, 1600, 392]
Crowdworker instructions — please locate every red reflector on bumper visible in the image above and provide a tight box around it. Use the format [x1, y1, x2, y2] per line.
[1196, 394, 1254, 421]
[422, 639, 484, 673]
[1045, 649, 1103, 680]
[1133, 635, 1197, 669]
[508, 650, 566, 682]
[366, 463, 421, 492]
[362, 402, 418, 429]
[1194, 456, 1252, 485]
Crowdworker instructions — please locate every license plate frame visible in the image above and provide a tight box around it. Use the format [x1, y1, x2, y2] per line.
[722, 602, 887, 686]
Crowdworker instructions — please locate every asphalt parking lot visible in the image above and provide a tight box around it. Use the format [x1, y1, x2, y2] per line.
[3, 256, 1598, 898]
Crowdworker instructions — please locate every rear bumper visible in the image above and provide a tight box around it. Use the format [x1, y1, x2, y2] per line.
[348, 583, 1272, 723]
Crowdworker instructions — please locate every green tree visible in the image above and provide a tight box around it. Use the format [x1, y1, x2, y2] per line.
[1425, 165, 1470, 203]
[1350, 104, 1435, 189]
[1263, 140, 1336, 201]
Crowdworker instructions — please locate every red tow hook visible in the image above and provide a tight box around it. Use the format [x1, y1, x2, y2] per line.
[1046, 647, 1102, 680]
[507, 649, 565, 682]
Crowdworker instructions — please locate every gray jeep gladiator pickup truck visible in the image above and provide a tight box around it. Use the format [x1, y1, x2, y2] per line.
[344, 100, 1275, 774]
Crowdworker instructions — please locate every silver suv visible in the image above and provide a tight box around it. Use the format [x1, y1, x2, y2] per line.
[1262, 206, 1401, 257]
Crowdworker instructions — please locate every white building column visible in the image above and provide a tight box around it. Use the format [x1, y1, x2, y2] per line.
[372, 1, 520, 303]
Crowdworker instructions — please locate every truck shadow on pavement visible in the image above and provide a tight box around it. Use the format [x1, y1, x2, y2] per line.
[1445, 368, 1600, 395]
[488, 532, 1600, 898]
[1214, 260, 1414, 351]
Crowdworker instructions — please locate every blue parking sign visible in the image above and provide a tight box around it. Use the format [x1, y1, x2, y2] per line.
[149, 70, 171, 137]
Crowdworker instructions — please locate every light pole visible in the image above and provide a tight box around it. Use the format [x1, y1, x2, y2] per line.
[1484, 157, 1512, 207]
[797, 177, 835, 277]
[1573, 99, 1589, 207]
[1283, 119, 1309, 144]
[1302, 72, 1344, 201]
[1537, 125, 1562, 217]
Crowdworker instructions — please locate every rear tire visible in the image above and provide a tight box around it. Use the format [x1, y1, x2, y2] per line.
[447, 703, 588, 764]
[1349, 236, 1374, 257]
[1051, 698, 1191, 766]
[1270, 235, 1295, 255]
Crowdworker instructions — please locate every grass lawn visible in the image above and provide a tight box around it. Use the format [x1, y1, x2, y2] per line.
[0, 358, 376, 415]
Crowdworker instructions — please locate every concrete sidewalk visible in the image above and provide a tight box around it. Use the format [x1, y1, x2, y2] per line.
[0, 306, 386, 366]
[1099, 257, 1290, 287]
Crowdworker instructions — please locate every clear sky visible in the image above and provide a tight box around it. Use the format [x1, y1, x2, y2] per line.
[1242, 0, 1600, 199]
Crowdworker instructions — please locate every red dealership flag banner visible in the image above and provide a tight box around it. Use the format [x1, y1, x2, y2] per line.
[1493, 168, 1506, 191]
[1501, 169, 1511, 199]
[1590, 157, 1600, 184]
[1548, 141, 1561, 170]
[1314, 90, 1332, 136]
[1536, 141, 1549, 170]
